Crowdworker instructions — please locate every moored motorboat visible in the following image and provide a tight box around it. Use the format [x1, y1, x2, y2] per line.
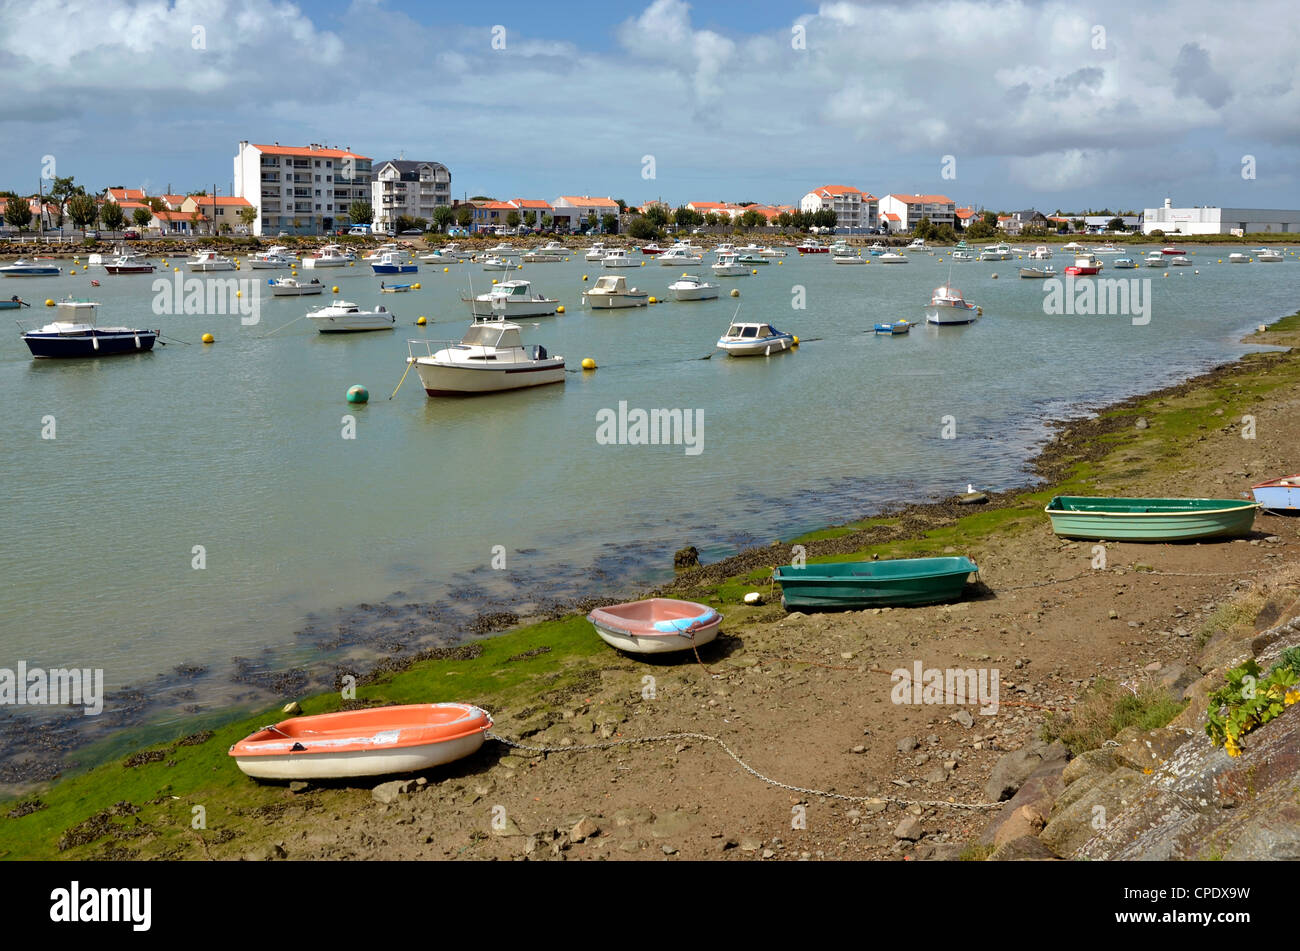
[2, 258, 62, 277]
[1064, 253, 1102, 276]
[248, 246, 298, 269]
[797, 240, 828, 253]
[302, 245, 352, 268]
[463, 279, 559, 317]
[186, 250, 235, 271]
[1027, 246, 1054, 260]
[481, 254, 518, 271]
[587, 598, 723, 654]
[1112, 257, 1137, 269]
[658, 247, 703, 266]
[229, 703, 493, 781]
[583, 274, 649, 309]
[773, 556, 979, 610]
[0, 294, 30, 310]
[905, 238, 929, 252]
[306, 300, 397, 333]
[1043, 496, 1260, 541]
[269, 277, 324, 297]
[371, 251, 418, 275]
[716, 320, 795, 356]
[1143, 251, 1165, 267]
[1019, 265, 1055, 279]
[1228, 252, 1249, 264]
[1160, 246, 1186, 255]
[1251, 475, 1300, 513]
[1168, 255, 1193, 266]
[978, 243, 1012, 261]
[1253, 248, 1284, 262]
[668, 273, 720, 301]
[20, 299, 157, 357]
[832, 252, 866, 264]
[102, 251, 155, 274]
[602, 249, 639, 268]
[925, 285, 979, 325]
[407, 320, 564, 395]
[878, 251, 908, 264]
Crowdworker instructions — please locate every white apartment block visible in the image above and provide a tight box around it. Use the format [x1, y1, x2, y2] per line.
[800, 185, 877, 230]
[371, 160, 452, 232]
[234, 141, 372, 236]
[876, 194, 956, 231]
[1142, 198, 1300, 235]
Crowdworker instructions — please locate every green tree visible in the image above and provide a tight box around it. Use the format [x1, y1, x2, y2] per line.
[1071, 218, 1084, 232]
[913, 216, 933, 239]
[813, 209, 838, 230]
[966, 219, 996, 240]
[506, 210, 521, 229]
[627, 217, 659, 241]
[586, 212, 597, 231]
[739, 208, 765, 229]
[238, 206, 258, 233]
[67, 194, 99, 229]
[147, 197, 167, 214]
[433, 206, 454, 232]
[643, 205, 669, 228]
[132, 207, 153, 230]
[455, 206, 473, 228]
[100, 200, 125, 232]
[348, 200, 373, 226]
[674, 206, 703, 229]
[776, 211, 793, 229]
[601, 213, 618, 234]
[1106, 216, 1124, 232]
[704, 212, 721, 227]
[4, 199, 33, 232]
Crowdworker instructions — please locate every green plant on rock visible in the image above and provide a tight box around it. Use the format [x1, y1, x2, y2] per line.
[1205, 658, 1300, 757]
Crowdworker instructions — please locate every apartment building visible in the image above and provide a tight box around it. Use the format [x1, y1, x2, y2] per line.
[800, 185, 877, 230]
[234, 141, 372, 235]
[371, 160, 452, 232]
[876, 194, 956, 232]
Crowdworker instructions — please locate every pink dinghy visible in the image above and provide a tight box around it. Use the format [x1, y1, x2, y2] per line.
[587, 598, 723, 654]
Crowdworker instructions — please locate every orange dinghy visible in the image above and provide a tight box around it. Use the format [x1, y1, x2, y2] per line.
[229, 703, 493, 781]
[587, 598, 722, 654]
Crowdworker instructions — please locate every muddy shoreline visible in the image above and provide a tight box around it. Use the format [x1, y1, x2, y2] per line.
[1, 330, 1286, 791]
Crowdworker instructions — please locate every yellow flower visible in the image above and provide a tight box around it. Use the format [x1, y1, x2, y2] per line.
[1285, 690, 1300, 706]
[1224, 736, 1241, 757]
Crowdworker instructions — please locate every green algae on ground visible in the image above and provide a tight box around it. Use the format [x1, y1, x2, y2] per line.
[5, 311, 1299, 861]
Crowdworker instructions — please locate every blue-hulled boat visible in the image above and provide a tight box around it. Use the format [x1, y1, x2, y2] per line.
[21, 299, 157, 358]
[1252, 475, 1300, 514]
[773, 556, 979, 610]
[371, 252, 418, 275]
[874, 319, 911, 335]
[0, 295, 30, 310]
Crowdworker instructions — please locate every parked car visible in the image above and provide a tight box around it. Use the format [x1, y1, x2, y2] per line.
[84, 230, 99, 239]
[399, 228, 422, 236]
[123, 230, 140, 240]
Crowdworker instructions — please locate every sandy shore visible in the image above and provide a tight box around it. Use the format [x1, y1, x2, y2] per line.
[3, 315, 1298, 860]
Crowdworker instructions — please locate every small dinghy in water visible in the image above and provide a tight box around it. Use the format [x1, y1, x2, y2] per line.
[229, 703, 493, 780]
[587, 598, 722, 654]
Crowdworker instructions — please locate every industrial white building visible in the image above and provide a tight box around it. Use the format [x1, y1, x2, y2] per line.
[1142, 198, 1300, 235]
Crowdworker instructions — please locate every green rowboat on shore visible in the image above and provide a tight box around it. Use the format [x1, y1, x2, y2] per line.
[773, 556, 979, 611]
[1044, 496, 1260, 541]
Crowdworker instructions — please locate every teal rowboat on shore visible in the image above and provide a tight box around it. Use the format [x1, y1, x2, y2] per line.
[1044, 496, 1260, 541]
[773, 556, 979, 611]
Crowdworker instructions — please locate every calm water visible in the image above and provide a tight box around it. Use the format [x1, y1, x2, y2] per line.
[1, 244, 1296, 726]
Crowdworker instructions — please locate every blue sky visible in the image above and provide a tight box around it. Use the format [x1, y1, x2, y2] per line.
[2, 0, 1297, 213]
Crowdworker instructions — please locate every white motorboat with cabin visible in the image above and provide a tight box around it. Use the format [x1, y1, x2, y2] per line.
[248, 246, 298, 269]
[2, 258, 63, 277]
[659, 247, 703, 266]
[978, 243, 1012, 261]
[464, 279, 559, 317]
[602, 249, 639, 268]
[925, 285, 979, 325]
[758, 246, 787, 257]
[711, 253, 749, 276]
[102, 251, 155, 274]
[1027, 246, 1054, 260]
[482, 254, 518, 271]
[1254, 248, 1284, 262]
[186, 250, 235, 271]
[668, 274, 720, 301]
[407, 320, 564, 395]
[716, 320, 795, 357]
[832, 252, 866, 264]
[905, 238, 929, 252]
[1143, 251, 1165, 267]
[305, 300, 397, 333]
[302, 246, 352, 268]
[583, 275, 649, 309]
[584, 242, 609, 261]
[269, 276, 324, 297]
[363, 243, 404, 261]
[878, 251, 908, 264]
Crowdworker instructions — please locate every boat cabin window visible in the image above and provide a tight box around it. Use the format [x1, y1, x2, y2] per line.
[460, 325, 504, 347]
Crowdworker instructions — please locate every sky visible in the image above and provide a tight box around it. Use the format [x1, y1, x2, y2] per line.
[1, 0, 1298, 212]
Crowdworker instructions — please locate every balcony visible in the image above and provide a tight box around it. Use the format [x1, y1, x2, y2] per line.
[261, 174, 279, 183]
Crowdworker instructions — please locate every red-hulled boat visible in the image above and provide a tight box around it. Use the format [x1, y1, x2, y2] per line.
[1160, 247, 1186, 255]
[640, 244, 666, 255]
[797, 240, 828, 253]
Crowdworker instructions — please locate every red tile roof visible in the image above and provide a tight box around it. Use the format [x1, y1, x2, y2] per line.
[557, 195, 619, 208]
[882, 212, 901, 221]
[890, 194, 955, 205]
[510, 199, 552, 209]
[811, 185, 863, 198]
[253, 143, 369, 160]
[106, 187, 146, 201]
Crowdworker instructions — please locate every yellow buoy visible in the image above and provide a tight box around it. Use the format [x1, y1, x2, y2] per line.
[792, 335, 800, 345]
[236, 289, 241, 297]
[416, 316, 427, 325]
[581, 357, 597, 370]
[332, 286, 339, 293]
[492, 279, 498, 284]
[413, 283, 421, 289]
[649, 296, 657, 304]
[730, 288, 740, 297]
[582, 274, 588, 281]
[173, 267, 180, 272]
[443, 267, 449, 272]
[556, 305, 565, 314]
[70, 269, 76, 275]
[45, 298, 54, 306]
[201, 333, 214, 344]
[778, 260, 783, 265]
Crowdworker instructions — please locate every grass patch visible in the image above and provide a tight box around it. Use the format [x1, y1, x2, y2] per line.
[1194, 597, 1264, 649]
[1041, 678, 1187, 755]
[958, 842, 996, 861]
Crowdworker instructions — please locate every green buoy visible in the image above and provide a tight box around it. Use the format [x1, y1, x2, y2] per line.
[346, 385, 369, 404]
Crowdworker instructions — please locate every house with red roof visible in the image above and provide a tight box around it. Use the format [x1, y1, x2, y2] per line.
[181, 195, 254, 234]
[552, 195, 620, 232]
[800, 186, 877, 231]
[954, 206, 979, 230]
[875, 194, 956, 232]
